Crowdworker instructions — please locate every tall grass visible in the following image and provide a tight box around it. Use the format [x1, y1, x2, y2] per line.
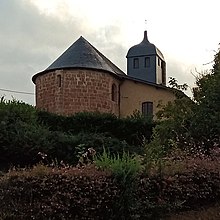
[94, 148, 141, 183]
[94, 148, 141, 219]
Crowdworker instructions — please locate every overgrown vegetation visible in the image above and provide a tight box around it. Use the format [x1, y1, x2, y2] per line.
[1, 155, 220, 219]
[0, 98, 154, 170]
[95, 149, 141, 219]
[0, 47, 220, 219]
[37, 110, 154, 147]
[152, 47, 220, 156]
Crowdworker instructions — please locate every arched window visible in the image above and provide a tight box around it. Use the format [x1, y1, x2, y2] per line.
[111, 84, 117, 102]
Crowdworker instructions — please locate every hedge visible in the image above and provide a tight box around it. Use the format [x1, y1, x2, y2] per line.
[1, 166, 220, 219]
[0, 167, 121, 220]
[37, 111, 155, 146]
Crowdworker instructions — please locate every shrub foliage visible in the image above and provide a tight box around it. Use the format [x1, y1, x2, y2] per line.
[1, 160, 220, 219]
[0, 99, 154, 169]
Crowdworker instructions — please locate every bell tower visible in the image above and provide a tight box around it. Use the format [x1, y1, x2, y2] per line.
[126, 31, 166, 85]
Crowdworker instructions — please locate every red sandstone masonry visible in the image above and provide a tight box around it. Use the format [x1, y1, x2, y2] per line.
[35, 69, 120, 116]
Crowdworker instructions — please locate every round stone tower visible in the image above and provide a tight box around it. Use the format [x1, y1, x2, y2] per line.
[32, 36, 125, 116]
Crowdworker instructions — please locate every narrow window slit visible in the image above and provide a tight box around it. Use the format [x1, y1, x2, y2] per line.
[57, 75, 62, 87]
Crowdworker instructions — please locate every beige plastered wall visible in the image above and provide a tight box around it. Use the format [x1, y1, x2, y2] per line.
[119, 79, 176, 117]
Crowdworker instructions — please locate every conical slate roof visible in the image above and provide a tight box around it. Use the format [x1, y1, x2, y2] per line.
[32, 36, 125, 83]
[126, 31, 164, 59]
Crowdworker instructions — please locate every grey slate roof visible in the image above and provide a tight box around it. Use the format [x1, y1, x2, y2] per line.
[32, 36, 125, 83]
[126, 31, 164, 60]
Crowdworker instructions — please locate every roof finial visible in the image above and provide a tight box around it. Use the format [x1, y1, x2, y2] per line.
[145, 19, 147, 30]
[143, 20, 149, 41]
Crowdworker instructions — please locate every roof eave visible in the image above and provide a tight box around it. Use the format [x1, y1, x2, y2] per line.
[121, 75, 171, 90]
[32, 67, 125, 84]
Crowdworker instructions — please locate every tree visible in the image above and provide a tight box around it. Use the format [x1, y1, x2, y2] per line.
[191, 47, 220, 152]
[151, 46, 220, 154]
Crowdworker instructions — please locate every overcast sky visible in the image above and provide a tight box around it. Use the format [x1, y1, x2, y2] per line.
[0, 0, 219, 105]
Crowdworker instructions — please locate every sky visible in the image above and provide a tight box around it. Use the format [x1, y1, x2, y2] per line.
[0, 0, 219, 105]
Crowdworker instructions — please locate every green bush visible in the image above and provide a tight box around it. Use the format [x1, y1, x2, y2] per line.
[37, 110, 155, 147]
[71, 132, 143, 156]
[0, 99, 44, 168]
[41, 132, 135, 166]
[0, 99, 153, 169]
[0, 98, 37, 124]
[0, 123, 138, 169]
[0, 121, 49, 167]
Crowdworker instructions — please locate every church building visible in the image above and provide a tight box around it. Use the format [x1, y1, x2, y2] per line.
[32, 31, 176, 117]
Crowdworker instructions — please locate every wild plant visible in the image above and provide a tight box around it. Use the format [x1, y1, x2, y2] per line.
[94, 148, 141, 219]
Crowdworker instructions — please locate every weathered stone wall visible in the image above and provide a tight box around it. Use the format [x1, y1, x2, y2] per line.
[35, 69, 120, 116]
